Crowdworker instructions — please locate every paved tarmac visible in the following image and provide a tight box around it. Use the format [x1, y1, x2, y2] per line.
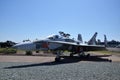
[0, 52, 120, 80]
[0, 62, 120, 80]
[0, 52, 120, 62]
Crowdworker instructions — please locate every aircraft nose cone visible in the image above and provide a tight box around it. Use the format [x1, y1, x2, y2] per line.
[12, 42, 36, 51]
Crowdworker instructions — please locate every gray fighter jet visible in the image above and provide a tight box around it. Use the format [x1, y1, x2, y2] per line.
[13, 31, 106, 61]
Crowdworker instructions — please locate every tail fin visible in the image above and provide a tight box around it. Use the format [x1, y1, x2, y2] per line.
[88, 32, 98, 45]
[104, 35, 107, 47]
[77, 34, 83, 43]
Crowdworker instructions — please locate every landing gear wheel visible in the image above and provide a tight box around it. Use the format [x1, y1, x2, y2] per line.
[36, 51, 39, 53]
[70, 53, 73, 57]
[109, 60, 112, 62]
[55, 57, 60, 62]
[26, 51, 32, 55]
[86, 54, 90, 58]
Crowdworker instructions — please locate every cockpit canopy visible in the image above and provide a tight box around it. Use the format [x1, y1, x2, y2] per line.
[47, 34, 75, 42]
[47, 35, 59, 40]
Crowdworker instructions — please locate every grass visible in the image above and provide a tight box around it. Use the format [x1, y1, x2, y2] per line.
[89, 50, 113, 54]
[0, 48, 17, 54]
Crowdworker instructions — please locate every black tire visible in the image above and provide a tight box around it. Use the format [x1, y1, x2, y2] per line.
[36, 51, 39, 53]
[109, 60, 112, 62]
[55, 57, 60, 62]
[26, 51, 32, 55]
[86, 54, 90, 58]
[70, 53, 73, 57]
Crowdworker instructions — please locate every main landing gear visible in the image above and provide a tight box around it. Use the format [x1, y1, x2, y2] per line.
[26, 51, 32, 55]
[78, 52, 90, 58]
[55, 51, 90, 62]
[55, 51, 62, 62]
[55, 57, 61, 62]
[70, 51, 90, 58]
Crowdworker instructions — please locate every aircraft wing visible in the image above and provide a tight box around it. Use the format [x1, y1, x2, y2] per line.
[78, 44, 105, 51]
[47, 40, 106, 51]
[47, 40, 78, 46]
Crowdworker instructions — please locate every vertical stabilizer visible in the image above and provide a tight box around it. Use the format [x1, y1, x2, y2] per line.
[104, 35, 107, 47]
[77, 34, 83, 43]
[88, 32, 98, 45]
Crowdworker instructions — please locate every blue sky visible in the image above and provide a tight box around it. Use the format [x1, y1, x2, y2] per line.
[0, 0, 120, 42]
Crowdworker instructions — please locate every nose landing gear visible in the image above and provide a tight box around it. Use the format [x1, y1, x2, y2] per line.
[26, 51, 32, 55]
[55, 57, 61, 62]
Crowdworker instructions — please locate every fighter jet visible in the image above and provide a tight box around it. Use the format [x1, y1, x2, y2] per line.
[13, 31, 106, 61]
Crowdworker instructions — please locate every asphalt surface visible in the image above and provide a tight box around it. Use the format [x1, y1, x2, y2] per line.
[0, 61, 120, 80]
[0, 51, 120, 80]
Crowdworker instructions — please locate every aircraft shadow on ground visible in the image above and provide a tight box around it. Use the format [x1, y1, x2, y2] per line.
[4, 55, 112, 69]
